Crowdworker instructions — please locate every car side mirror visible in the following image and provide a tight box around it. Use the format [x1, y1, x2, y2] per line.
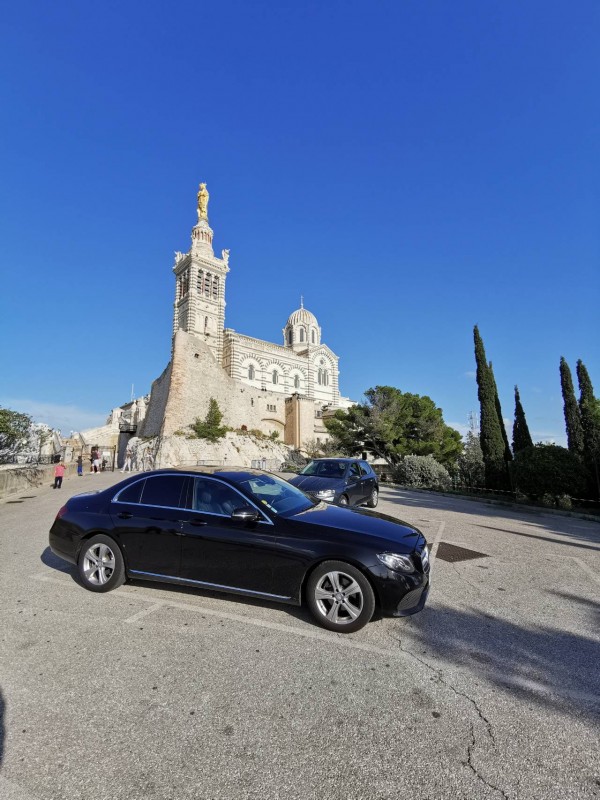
[347, 475, 358, 484]
[231, 506, 260, 522]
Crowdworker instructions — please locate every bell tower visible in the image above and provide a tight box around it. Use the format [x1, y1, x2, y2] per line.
[172, 183, 230, 364]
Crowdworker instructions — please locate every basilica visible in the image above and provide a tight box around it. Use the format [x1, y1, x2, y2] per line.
[138, 184, 353, 449]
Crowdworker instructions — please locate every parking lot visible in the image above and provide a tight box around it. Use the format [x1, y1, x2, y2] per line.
[1, 471, 599, 800]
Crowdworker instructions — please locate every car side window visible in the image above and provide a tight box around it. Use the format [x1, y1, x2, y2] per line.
[116, 479, 145, 504]
[140, 475, 187, 509]
[349, 463, 361, 478]
[189, 477, 243, 516]
[359, 462, 371, 476]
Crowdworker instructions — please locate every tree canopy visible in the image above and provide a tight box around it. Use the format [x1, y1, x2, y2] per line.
[0, 407, 33, 461]
[191, 398, 228, 442]
[324, 386, 462, 467]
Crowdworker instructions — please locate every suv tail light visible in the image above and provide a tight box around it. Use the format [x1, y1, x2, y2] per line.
[55, 505, 68, 520]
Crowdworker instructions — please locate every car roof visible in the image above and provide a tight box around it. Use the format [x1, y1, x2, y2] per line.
[133, 467, 274, 480]
[308, 458, 358, 463]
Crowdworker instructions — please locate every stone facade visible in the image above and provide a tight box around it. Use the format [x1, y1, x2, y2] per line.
[138, 184, 353, 449]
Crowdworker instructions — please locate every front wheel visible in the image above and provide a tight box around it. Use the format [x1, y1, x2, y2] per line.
[366, 487, 378, 508]
[78, 534, 125, 593]
[306, 560, 375, 633]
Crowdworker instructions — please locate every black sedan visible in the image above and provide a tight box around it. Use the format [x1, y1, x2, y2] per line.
[49, 468, 429, 633]
[289, 458, 379, 508]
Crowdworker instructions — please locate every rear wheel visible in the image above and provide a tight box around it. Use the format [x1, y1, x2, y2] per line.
[78, 534, 125, 593]
[338, 494, 349, 507]
[306, 560, 375, 633]
[366, 487, 378, 508]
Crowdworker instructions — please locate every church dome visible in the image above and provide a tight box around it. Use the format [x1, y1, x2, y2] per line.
[283, 302, 321, 350]
[286, 306, 319, 328]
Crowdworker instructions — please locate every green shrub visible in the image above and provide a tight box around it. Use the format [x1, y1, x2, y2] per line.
[512, 444, 587, 501]
[191, 398, 228, 442]
[393, 455, 452, 491]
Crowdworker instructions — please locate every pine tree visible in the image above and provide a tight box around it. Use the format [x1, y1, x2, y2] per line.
[512, 385, 533, 453]
[473, 326, 511, 490]
[577, 360, 600, 498]
[560, 357, 584, 456]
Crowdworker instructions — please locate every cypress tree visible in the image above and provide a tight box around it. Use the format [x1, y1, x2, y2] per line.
[489, 360, 513, 464]
[473, 326, 510, 490]
[577, 360, 600, 498]
[512, 385, 533, 453]
[560, 357, 584, 456]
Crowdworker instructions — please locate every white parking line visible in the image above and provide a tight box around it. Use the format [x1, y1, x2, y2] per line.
[569, 557, 600, 586]
[428, 520, 446, 566]
[124, 602, 166, 623]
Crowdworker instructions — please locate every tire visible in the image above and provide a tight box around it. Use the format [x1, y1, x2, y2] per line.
[306, 560, 375, 633]
[366, 487, 379, 508]
[78, 534, 125, 593]
[338, 494, 349, 507]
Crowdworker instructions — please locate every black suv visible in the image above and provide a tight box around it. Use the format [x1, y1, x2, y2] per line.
[289, 458, 379, 508]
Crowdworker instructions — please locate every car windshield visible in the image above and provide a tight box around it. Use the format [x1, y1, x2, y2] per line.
[299, 460, 347, 479]
[236, 474, 316, 516]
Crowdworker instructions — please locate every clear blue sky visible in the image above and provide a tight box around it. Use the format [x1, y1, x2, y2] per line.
[1, 1, 598, 444]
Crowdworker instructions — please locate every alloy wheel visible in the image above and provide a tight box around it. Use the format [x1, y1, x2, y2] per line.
[313, 570, 363, 625]
[82, 543, 116, 586]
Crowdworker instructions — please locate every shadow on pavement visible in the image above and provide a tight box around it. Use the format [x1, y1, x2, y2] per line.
[0, 689, 4, 766]
[40, 546, 76, 576]
[398, 602, 600, 725]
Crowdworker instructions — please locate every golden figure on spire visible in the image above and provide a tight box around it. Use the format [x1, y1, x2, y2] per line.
[197, 182, 209, 221]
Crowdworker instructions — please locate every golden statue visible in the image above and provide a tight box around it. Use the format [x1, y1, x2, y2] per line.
[197, 182, 209, 221]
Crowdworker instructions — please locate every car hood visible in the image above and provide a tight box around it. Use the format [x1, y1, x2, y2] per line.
[289, 475, 344, 493]
[290, 501, 423, 549]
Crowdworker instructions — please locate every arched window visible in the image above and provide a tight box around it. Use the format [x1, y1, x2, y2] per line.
[287, 329, 293, 345]
[272, 371, 279, 385]
[317, 368, 329, 386]
[299, 328, 305, 342]
[294, 375, 300, 389]
[311, 330, 316, 344]
[248, 364, 255, 380]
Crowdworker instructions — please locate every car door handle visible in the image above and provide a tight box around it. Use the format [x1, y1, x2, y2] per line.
[188, 519, 208, 527]
[118, 512, 133, 519]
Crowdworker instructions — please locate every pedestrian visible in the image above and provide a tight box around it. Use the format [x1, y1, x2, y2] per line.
[76, 455, 83, 476]
[53, 459, 66, 489]
[121, 447, 133, 473]
[91, 448, 101, 474]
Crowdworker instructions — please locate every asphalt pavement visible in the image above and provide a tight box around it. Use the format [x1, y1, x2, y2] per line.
[1, 470, 599, 800]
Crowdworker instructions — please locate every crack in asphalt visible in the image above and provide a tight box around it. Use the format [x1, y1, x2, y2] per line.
[388, 632, 510, 798]
[465, 722, 509, 800]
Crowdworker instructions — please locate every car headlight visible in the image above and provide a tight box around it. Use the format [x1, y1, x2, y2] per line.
[377, 552, 415, 573]
[315, 488, 335, 501]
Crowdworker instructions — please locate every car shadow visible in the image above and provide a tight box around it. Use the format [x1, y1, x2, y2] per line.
[40, 546, 75, 575]
[0, 688, 5, 766]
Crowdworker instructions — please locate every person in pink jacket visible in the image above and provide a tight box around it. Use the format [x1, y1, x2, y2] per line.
[53, 460, 66, 489]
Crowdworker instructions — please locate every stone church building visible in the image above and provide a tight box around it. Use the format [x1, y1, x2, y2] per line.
[138, 184, 352, 449]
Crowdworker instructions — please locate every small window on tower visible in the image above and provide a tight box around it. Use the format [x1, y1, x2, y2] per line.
[311, 330, 316, 344]
[212, 276, 219, 299]
[288, 329, 293, 345]
[204, 273, 211, 295]
[299, 328, 305, 342]
[294, 375, 300, 389]
[272, 371, 278, 385]
[248, 364, 255, 380]
[197, 270, 204, 294]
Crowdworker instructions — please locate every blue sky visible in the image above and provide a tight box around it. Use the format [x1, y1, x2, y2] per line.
[1, 1, 598, 444]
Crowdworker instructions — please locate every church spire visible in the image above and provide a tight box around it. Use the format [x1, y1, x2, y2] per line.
[191, 181, 214, 256]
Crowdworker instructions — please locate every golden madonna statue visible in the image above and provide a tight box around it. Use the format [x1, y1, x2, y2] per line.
[197, 182, 209, 221]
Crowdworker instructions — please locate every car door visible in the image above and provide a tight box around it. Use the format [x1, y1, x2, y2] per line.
[110, 474, 187, 579]
[345, 462, 364, 504]
[358, 461, 376, 503]
[178, 476, 293, 598]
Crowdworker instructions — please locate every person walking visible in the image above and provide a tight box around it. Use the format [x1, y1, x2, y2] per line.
[76, 455, 83, 477]
[53, 459, 66, 489]
[91, 448, 101, 474]
[121, 447, 133, 473]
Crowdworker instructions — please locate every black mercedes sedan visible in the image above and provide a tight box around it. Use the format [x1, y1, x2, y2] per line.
[289, 458, 379, 508]
[49, 468, 429, 633]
